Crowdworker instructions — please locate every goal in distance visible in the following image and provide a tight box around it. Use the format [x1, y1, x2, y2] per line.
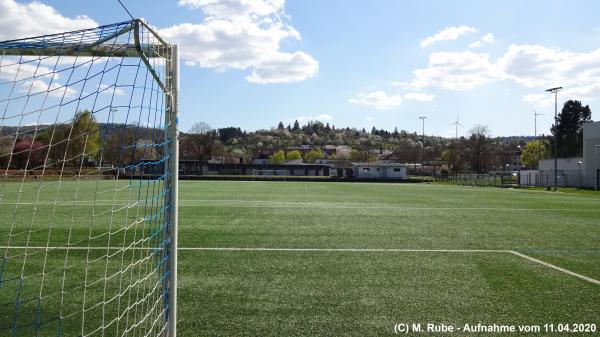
[251, 169, 287, 181]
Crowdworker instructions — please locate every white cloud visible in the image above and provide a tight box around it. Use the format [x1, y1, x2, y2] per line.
[98, 84, 126, 96]
[410, 51, 501, 90]
[468, 33, 495, 48]
[161, 0, 318, 84]
[366, 116, 375, 121]
[0, 60, 54, 82]
[523, 84, 600, 107]
[349, 91, 402, 110]
[295, 114, 333, 123]
[420, 25, 477, 48]
[403, 92, 435, 102]
[522, 93, 549, 106]
[481, 33, 495, 43]
[0, 0, 97, 40]
[405, 44, 600, 94]
[21, 79, 76, 98]
[178, 0, 284, 17]
[246, 51, 318, 84]
[391, 81, 409, 87]
[498, 44, 600, 88]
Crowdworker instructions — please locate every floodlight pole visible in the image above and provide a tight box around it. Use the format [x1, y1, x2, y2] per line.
[166, 44, 179, 337]
[546, 87, 562, 191]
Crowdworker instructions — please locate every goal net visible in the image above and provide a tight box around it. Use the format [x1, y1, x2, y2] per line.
[0, 20, 178, 336]
[251, 169, 287, 181]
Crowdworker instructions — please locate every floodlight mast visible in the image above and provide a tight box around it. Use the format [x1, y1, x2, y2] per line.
[545, 86, 562, 191]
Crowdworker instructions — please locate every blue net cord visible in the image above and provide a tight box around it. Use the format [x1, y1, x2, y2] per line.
[0, 19, 174, 337]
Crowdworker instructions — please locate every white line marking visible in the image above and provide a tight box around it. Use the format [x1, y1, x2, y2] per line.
[2, 246, 597, 285]
[177, 247, 510, 252]
[1, 200, 599, 212]
[510, 250, 600, 286]
[0, 246, 507, 253]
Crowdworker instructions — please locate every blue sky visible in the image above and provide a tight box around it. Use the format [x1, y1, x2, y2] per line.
[2, 0, 600, 136]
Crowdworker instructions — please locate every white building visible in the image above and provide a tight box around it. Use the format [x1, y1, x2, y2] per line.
[583, 121, 600, 188]
[508, 152, 524, 171]
[353, 162, 407, 179]
[537, 157, 584, 187]
[519, 121, 600, 188]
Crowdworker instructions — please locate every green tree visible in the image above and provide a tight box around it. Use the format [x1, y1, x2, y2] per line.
[69, 110, 100, 165]
[135, 138, 159, 161]
[551, 100, 592, 157]
[286, 150, 302, 160]
[303, 149, 324, 163]
[466, 124, 490, 173]
[520, 139, 550, 169]
[441, 147, 461, 173]
[349, 148, 378, 162]
[187, 122, 214, 161]
[35, 130, 51, 145]
[292, 120, 300, 131]
[268, 150, 286, 164]
[0, 136, 14, 167]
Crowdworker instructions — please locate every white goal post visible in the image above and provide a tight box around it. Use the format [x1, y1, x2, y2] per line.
[251, 169, 287, 181]
[0, 19, 178, 337]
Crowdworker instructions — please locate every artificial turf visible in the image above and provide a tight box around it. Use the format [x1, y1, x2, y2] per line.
[1, 180, 599, 336]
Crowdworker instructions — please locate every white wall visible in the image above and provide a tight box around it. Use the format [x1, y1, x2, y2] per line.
[356, 165, 381, 178]
[519, 170, 540, 186]
[583, 122, 600, 188]
[386, 166, 407, 178]
[539, 157, 583, 171]
[354, 165, 406, 179]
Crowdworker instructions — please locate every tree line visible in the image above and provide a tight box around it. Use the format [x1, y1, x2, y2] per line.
[1, 100, 592, 174]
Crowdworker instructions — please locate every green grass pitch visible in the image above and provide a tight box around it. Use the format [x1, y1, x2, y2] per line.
[1, 180, 599, 336]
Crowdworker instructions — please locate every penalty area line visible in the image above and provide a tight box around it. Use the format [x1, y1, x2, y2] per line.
[1, 246, 598, 285]
[509, 250, 600, 286]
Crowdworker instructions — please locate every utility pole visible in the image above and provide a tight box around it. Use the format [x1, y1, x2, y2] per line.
[545, 86, 562, 191]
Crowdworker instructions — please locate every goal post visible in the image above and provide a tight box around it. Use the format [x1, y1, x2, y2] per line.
[0, 19, 178, 337]
[251, 169, 287, 181]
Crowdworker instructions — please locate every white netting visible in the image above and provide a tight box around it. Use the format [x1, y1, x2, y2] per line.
[0, 20, 177, 337]
[251, 169, 287, 181]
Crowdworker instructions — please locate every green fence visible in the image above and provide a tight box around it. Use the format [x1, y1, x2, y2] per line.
[455, 172, 519, 187]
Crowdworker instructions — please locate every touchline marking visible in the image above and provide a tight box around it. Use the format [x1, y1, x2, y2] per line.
[178, 247, 509, 253]
[2, 246, 598, 285]
[0, 246, 508, 253]
[509, 250, 600, 286]
[2, 200, 600, 212]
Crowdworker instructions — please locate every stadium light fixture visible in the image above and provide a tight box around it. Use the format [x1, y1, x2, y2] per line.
[546, 86, 562, 191]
